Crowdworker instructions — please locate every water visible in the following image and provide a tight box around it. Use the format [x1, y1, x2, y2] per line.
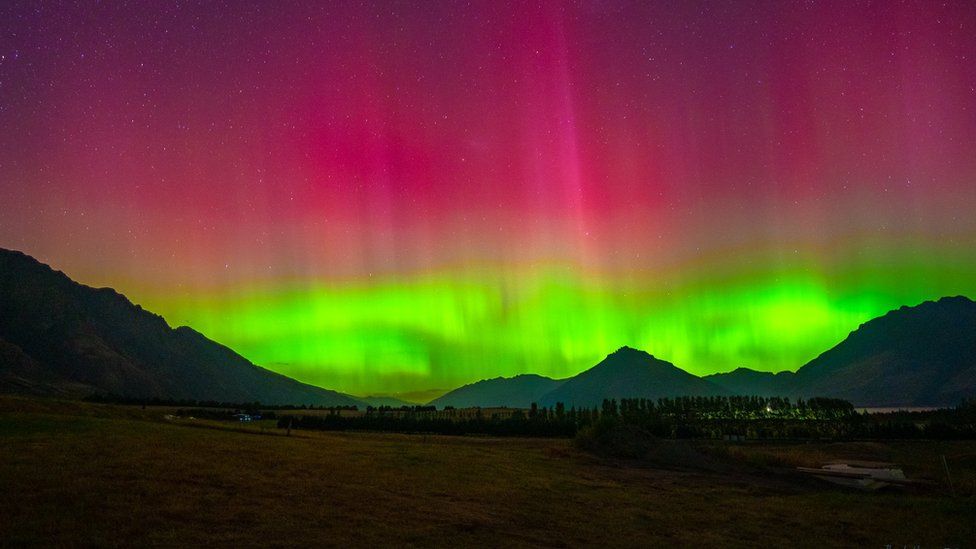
[859, 406, 942, 414]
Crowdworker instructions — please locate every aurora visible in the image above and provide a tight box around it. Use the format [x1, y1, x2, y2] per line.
[1, 1, 974, 395]
[136, 251, 974, 394]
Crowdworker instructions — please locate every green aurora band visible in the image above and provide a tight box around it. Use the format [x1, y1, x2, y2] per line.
[139, 248, 976, 395]
[3, 1, 976, 397]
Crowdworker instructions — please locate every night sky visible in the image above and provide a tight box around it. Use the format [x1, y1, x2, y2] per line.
[1, 1, 975, 395]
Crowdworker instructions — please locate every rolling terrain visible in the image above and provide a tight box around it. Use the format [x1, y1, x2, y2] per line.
[704, 368, 795, 398]
[1, 395, 973, 547]
[429, 374, 565, 408]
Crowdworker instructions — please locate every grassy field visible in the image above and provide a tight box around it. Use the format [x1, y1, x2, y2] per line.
[1, 396, 974, 547]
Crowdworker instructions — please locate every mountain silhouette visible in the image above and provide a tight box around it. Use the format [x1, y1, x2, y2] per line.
[790, 296, 976, 406]
[429, 374, 564, 408]
[359, 395, 419, 408]
[3, 248, 974, 409]
[703, 367, 795, 397]
[425, 350, 726, 409]
[537, 347, 726, 408]
[433, 296, 976, 409]
[706, 297, 976, 406]
[0, 248, 361, 406]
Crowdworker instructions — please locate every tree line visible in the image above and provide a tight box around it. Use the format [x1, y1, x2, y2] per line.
[84, 393, 359, 411]
[276, 396, 976, 441]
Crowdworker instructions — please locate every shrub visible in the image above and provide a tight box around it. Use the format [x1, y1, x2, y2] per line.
[574, 417, 656, 459]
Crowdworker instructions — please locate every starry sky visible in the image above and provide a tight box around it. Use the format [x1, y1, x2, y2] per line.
[1, 1, 975, 396]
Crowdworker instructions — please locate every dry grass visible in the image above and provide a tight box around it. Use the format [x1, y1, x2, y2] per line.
[1, 396, 974, 547]
[708, 440, 976, 495]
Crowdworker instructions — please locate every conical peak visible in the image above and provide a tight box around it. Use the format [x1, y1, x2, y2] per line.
[611, 346, 649, 357]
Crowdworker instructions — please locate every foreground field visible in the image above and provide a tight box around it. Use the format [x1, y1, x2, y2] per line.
[1, 397, 974, 547]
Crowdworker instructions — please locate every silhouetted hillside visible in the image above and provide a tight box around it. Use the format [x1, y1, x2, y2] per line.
[704, 297, 976, 406]
[429, 374, 564, 408]
[4, 248, 974, 409]
[0, 248, 362, 406]
[359, 395, 418, 408]
[791, 296, 976, 406]
[704, 367, 795, 397]
[538, 347, 726, 408]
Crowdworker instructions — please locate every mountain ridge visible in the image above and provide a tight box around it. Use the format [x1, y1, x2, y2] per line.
[0, 248, 363, 406]
[705, 296, 976, 406]
[537, 346, 727, 408]
[429, 373, 564, 409]
[2, 248, 974, 408]
[790, 295, 976, 406]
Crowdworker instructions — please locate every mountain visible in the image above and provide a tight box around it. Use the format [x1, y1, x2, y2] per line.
[538, 347, 726, 408]
[704, 367, 796, 397]
[359, 395, 418, 408]
[397, 388, 451, 404]
[429, 374, 564, 408]
[704, 297, 976, 406]
[358, 388, 447, 406]
[790, 296, 976, 406]
[0, 248, 362, 406]
[5, 247, 973, 409]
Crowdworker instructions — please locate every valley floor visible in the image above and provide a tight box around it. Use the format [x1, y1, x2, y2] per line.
[0, 396, 974, 547]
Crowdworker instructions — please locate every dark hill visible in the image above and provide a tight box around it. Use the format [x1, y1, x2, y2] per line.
[429, 374, 563, 409]
[704, 367, 796, 397]
[0, 248, 362, 406]
[359, 395, 418, 408]
[538, 347, 726, 408]
[791, 296, 976, 406]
